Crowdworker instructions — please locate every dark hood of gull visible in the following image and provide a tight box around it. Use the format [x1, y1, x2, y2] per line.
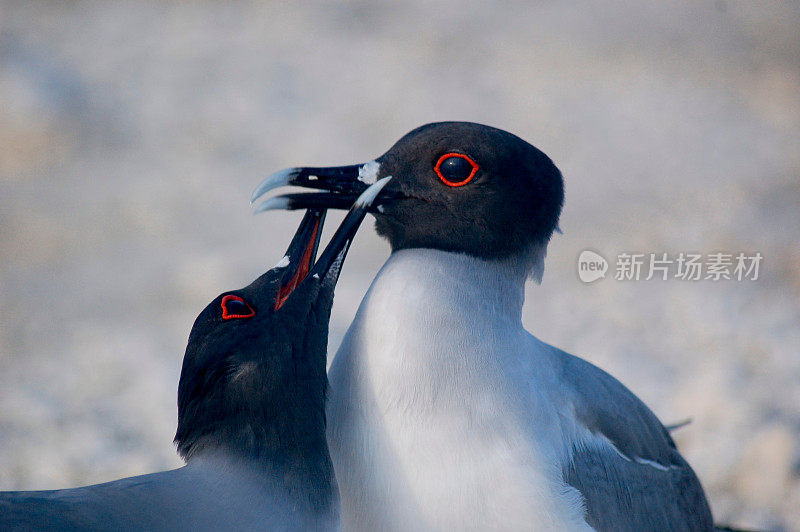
[0, 178, 391, 531]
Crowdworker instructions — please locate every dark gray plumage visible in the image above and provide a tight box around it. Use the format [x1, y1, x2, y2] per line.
[0, 213, 336, 530]
[559, 351, 714, 531]
[0, 461, 332, 531]
[0, 178, 390, 531]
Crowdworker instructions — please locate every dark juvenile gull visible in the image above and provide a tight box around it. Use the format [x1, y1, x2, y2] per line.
[0, 178, 391, 531]
[253, 122, 714, 531]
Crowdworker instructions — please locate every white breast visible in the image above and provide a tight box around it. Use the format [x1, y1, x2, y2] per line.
[327, 249, 591, 531]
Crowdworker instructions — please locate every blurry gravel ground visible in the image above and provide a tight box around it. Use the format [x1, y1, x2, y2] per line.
[1, 1, 798, 529]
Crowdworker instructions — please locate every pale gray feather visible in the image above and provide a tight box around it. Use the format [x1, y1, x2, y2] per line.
[0, 457, 338, 531]
[557, 351, 714, 531]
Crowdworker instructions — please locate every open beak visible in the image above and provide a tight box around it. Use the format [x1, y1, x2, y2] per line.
[274, 209, 326, 310]
[273, 176, 392, 310]
[251, 160, 397, 213]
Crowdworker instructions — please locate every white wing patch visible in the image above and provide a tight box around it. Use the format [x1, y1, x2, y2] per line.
[633, 457, 672, 472]
[579, 429, 675, 473]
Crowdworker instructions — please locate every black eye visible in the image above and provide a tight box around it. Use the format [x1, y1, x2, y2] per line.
[434, 153, 479, 187]
[221, 295, 255, 320]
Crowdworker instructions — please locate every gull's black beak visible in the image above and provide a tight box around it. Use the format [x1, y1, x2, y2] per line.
[274, 209, 326, 310]
[251, 161, 397, 213]
[273, 177, 392, 310]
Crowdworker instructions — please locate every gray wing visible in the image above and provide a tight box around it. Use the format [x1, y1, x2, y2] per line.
[0, 467, 281, 531]
[0, 470, 192, 531]
[557, 351, 714, 532]
[0, 464, 331, 531]
[0, 493, 96, 531]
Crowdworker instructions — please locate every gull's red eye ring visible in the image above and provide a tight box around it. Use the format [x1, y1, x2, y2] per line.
[221, 295, 255, 320]
[434, 153, 479, 187]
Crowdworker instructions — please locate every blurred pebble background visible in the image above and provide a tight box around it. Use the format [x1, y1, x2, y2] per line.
[0, 1, 798, 529]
